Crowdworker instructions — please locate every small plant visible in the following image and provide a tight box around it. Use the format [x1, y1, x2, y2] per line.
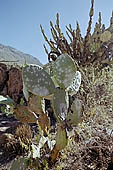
[16, 124, 33, 148]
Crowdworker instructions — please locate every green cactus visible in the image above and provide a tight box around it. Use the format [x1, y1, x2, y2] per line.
[22, 64, 55, 97]
[50, 123, 68, 162]
[66, 98, 82, 127]
[21, 60, 82, 163]
[22, 61, 82, 126]
[52, 88, 68, 122]
[55, 124, 68, 150]
[52, 54, 77, 89]
[66, 71, 81, 96]
[22, 60, 82, 128]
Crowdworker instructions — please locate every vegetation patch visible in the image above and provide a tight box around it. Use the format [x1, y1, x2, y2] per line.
[0, 0, 113, 169]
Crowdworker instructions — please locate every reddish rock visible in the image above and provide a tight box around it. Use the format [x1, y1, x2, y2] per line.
[0, 63, 8, 92]
[7, 67, 23, 103]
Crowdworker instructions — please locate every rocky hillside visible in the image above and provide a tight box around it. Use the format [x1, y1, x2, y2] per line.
[0, 43, 42, 66]
[0, 43, 43, 103]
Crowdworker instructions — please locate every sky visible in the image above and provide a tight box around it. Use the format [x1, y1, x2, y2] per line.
[0, 0, 113, 64]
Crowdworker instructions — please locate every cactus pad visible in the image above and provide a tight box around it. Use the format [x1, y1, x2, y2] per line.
[50, 124, 68, 162]
[55, 124, 68, 150]
[66, 98, 82, 126]
[52, 88, 68, 122]
[22, 64, 55, 97]
[66, 71, 81, 96]
[53, 54, 77, 89]
[23, 82, 29, 101]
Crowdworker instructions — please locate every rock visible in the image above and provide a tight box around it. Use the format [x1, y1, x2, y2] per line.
[8, 68, 23, 103]
[0, 63, 8, 93]
[0, 43, 43, 103]
[0, 43, 43, 66]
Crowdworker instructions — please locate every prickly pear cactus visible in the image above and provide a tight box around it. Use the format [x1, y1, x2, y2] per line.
[55, 124, 68, 150]
[66, 71, 81, 96]
[52, 88, 68, 122]
[50, 124, 68, 162]
[52, 54, 77, 89]
[22, 64, 55, 97]
[66, 98, 82, 126]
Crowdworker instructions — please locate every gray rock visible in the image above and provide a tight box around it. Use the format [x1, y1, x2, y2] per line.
[0, 44, 43, 66]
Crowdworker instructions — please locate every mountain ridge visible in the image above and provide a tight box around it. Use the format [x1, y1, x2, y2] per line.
[0, 43, 42, 66]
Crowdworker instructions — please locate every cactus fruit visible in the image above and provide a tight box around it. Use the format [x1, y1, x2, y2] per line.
[66, 98, 82, 126]
[52, 54, 77, 89]
[22, 64, 55, 97]
[52, 88, 68, 122]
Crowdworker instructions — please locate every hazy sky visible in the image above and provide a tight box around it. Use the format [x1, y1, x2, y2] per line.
[0, 0, 113, 64]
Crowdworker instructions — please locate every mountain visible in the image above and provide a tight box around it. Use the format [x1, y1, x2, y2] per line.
[0, 44, 43, 66]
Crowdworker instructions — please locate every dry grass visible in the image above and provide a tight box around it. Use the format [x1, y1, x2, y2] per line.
[51, 66, 113, 170]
